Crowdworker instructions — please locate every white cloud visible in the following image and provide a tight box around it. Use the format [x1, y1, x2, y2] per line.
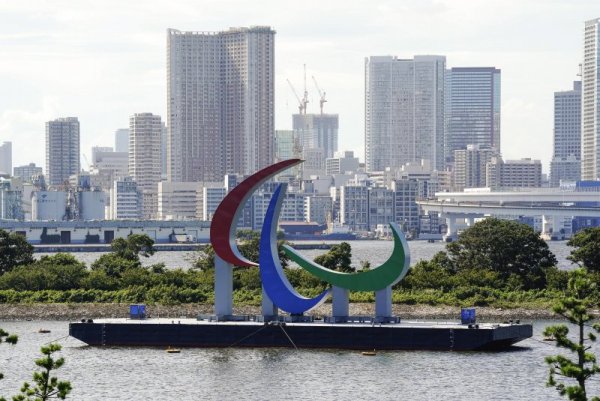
[0, 0, 599, 171]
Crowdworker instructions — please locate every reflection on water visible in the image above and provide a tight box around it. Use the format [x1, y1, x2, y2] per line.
[0, 320, 598, 400]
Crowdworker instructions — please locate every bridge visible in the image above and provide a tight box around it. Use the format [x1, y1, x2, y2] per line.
[417, 188, 600, 241]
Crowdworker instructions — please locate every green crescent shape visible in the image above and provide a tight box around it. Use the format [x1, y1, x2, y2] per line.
[283, 222, 411, 291]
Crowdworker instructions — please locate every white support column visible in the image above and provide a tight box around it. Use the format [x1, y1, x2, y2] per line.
[375, 286, 392, 318]
[444, 214, 458, 242]
[214, 255, 233, 317]
[332, 286, 349, 318]
[261, 287, 278, 318]
[466, 216, 475, 227]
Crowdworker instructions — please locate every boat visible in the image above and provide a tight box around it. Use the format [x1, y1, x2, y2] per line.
[38, 329, 51, 334]
[361, 350, 377, 356]
[166, 346, 181, 353]
[69, 316, 532, 351]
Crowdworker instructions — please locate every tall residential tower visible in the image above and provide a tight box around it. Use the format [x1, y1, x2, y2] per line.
[365, 55, 446, 172]
[129, 113, 162, 219]
[45, 117, 80, 188]
[582, 18, 600, 180]
[445, 67, 501, 162]
[167, 26, 275, 182]
[550, 81, 581, 186]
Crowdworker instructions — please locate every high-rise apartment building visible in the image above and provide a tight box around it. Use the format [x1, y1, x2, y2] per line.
[582, 18, 600, 180]
[167, 26, 275, 183]
[46, 117, 80, 188]
[550, 81, 581, 186]
[0, 142, 12, 175]
[129, 113, 162, 219]
[445, 67, 501, 161]
[365, 55, 446, 172]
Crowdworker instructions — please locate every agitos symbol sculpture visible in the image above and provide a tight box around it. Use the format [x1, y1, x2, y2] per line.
[209, 159, 410, 316]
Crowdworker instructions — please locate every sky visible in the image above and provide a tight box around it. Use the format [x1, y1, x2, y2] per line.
[0, 0, 599, 174]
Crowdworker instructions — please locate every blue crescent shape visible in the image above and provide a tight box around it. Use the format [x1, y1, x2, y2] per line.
[259, 183, 330, 314]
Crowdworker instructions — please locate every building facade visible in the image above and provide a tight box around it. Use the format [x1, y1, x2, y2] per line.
[292, 113, 339, 160]
[453, 145, 499, 190]
[114, 129, 129, 153]
[0, 142, 12, 175]
[582, 18, 600, 180]
[550, 81, 581, 186]
[13, 163, 43, 184]
[167, 26, 275, 183]
[445, 67, 501, 161]
[326, 151, 360, 176]
[110, 177, 141, 220]
[486, 158, 542, 189]
[129, 113, 162, 219]
[365, 55, 446, 172]
[157, 181, 202, 220]
[46, 117, 80, 188]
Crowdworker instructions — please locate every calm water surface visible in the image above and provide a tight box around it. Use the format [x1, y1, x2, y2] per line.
[0, 320, 598, 400]
[37, 240, 576, 271]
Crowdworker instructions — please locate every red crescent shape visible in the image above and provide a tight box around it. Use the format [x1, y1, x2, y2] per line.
[210, 159, 303, 267]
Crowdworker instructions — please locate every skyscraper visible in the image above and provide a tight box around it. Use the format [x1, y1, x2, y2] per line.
[114, 129, 129, 153]
[582, 18, 600, 180]
[0, 141, 12, 175]
[550, 81, 581, 186]
[46, 117, 80, 188]
[167, 26, 275, 182]
[445, 67, 501, 161]
[365, 55, 446, 172]
[293, 113, 339, 159]
[129, 113, 162, 219]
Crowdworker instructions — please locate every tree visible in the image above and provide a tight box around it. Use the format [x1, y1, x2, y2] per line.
[0, 230, 34, 276]
[90, 253, 140, 278]
[313, 242, 353, 273]
[12, 343, 72, 401]
[544, 269, 600, 401]
[568, 227, 600, 273]
[110, 234, 155, 261]
[444, 218, 557, 289]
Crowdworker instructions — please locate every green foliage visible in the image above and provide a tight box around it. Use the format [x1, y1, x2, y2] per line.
[90, 254, 140, 278]
[568, 227, 600, 273]
[0, 254, 87, 291]
[445, 218, 557, 289]
[110, 234, 155, 261]
[544, 269, 600, 401]
[0, 230, 34, 276]
[313, 242, 353, 273]
[13, 343, 72, 401]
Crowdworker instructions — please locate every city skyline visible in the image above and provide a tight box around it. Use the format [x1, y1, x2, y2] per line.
[1, 1, 599, 172]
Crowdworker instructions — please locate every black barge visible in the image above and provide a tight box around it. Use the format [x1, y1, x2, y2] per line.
[69, 317, 532, 351]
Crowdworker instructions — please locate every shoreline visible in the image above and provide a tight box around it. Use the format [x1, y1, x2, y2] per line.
[0, 303, 560, 321]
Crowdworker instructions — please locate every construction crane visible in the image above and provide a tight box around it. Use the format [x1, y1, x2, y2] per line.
[302, 64, 309, 114]
[287, 79, 305, 114]
[312, 75, 327, 114]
